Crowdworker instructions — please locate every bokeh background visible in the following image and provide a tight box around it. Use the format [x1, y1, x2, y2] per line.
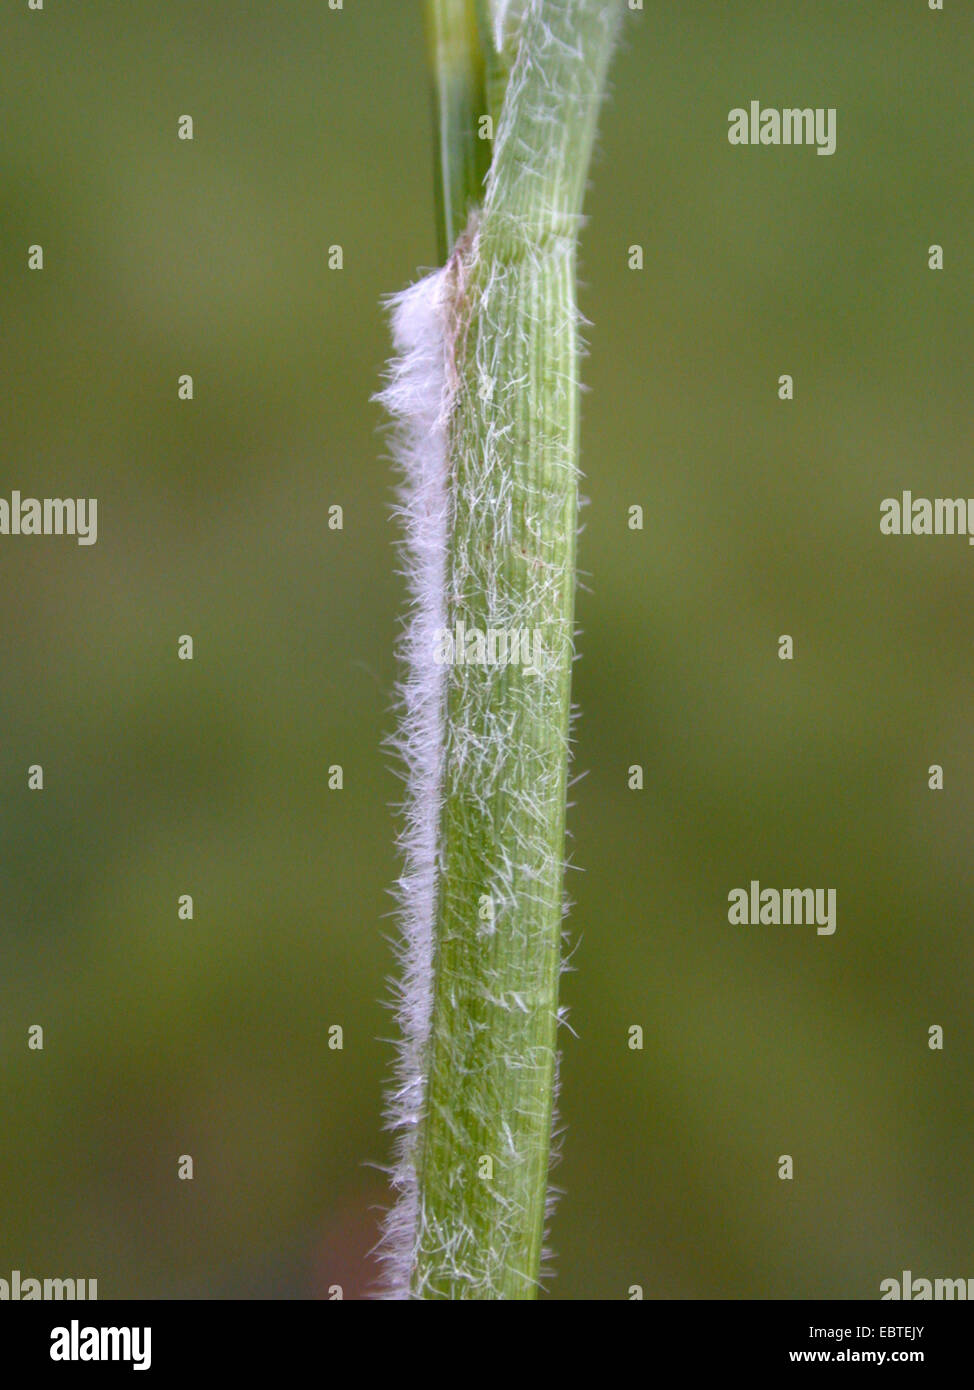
[1, 0, 972, 1299]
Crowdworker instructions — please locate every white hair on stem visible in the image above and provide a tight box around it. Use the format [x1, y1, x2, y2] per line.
[373, 252, 462, 1299]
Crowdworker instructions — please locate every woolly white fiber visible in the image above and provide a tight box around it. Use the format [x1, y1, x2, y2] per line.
[374, 257, 459, 1299]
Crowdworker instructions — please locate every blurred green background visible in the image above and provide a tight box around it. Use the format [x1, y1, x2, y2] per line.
[2, 1, 972, 1299]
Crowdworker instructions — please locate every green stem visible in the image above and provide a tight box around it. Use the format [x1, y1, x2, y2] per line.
[413, 0, 622, 1300]
[425, 0, 491, 258]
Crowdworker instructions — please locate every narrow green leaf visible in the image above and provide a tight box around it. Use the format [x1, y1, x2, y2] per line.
[425, 0, 491, 257]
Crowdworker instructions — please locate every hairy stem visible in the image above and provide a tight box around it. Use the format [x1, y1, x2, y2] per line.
[409, 0, 623, 1299]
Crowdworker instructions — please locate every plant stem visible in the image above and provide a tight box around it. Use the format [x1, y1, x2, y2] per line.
[411, 0, 622, 1299]
[425, 0, 491, 260]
